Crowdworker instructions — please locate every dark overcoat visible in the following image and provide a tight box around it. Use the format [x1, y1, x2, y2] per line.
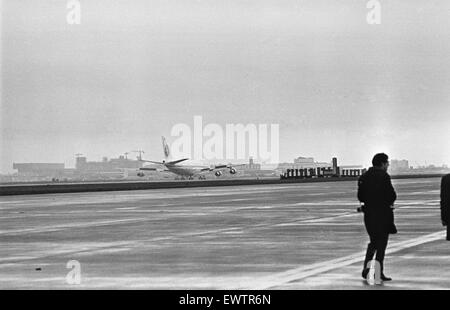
[358, 167, 397, 235]
[441, 174, 450, 239]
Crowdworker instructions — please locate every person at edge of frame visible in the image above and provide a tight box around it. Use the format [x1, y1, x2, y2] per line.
[441, 174, 450, 241]
[357, 153, 397, 282]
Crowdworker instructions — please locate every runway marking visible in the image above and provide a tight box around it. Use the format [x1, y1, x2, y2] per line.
[242, 230, 446, 290]
[0, 241, 135, 264]
[276, 212, 358, 225]
[0, 218, 147, 236]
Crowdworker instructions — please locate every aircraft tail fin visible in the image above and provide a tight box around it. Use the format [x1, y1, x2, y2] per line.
[162, 136, 170, 159]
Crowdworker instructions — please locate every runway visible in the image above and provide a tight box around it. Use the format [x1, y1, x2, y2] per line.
[0, 177, 448, 289]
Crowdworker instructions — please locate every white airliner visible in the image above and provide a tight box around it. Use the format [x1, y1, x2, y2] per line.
[137, 136, 245, 180]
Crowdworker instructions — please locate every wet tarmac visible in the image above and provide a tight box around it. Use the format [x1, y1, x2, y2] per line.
[0, 177, 448, 289]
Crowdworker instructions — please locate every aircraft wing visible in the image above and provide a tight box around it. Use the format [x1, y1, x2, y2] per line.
[139, 158, 189, 165]
[213, 163, 246, 170]
[140, 160, 165, 165]
[227, 163, 247, 168]
[197, 163, 247, 173]
[166, 158, 189, 165]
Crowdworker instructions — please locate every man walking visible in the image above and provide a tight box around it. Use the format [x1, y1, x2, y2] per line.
[441, 174, 450, 241]
[358, 153, 397, 281]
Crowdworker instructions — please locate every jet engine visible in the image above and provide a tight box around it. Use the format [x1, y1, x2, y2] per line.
[137, 172, 145, 177]
[215, 171, 222, 177]
[229, 167, 237, 174]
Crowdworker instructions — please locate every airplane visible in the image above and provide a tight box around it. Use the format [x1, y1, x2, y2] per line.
[137, 136, 245, 180]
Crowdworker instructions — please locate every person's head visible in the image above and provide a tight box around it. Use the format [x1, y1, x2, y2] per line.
[372, 153, 389, 172]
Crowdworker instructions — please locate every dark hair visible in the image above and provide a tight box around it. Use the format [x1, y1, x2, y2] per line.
[372, 153, 389, 167]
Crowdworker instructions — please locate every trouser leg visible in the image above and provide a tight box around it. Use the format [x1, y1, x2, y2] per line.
[374, 234, 389, 273]
[363, 239, 376, 270]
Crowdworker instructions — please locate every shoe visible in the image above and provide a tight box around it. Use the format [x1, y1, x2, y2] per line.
[362, 268, 370, 279]
[381, 274, 392, 281]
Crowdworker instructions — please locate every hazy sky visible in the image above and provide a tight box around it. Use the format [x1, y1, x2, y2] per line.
[1, 0, 450, 172]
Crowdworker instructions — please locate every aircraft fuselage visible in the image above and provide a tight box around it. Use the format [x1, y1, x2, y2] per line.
[166, 164, 206, 177]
